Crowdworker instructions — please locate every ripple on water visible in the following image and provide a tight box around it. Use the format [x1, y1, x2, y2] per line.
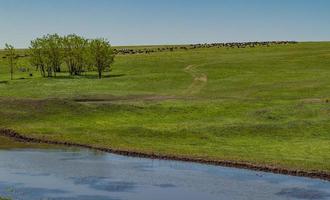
[70, 176, 136, 192]
[276, 188, 330, 200]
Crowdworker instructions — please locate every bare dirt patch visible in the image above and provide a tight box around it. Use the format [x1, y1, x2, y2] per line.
[0, 98, 51, 109]
[301, 98, 330, 104]
[74, 95, 183, 104]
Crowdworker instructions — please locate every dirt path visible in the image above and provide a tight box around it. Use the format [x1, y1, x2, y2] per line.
[183, 64, 208, 95]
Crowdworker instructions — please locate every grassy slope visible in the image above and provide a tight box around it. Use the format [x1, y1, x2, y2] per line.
[0, 42, 330, 172]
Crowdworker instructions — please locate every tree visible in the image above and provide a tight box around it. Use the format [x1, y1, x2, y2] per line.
[88, 38, 115, 79]
[4, 44, 18, 80]
[43, 34, 63, 77]
[29, 38, 47, 77]
[29, 34, 63, 77]
[62, 34, 88, 75]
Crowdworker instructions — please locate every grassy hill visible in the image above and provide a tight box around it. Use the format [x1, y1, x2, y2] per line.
[0, 42, 330, 172]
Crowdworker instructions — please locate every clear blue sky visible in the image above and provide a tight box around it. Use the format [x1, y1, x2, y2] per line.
[0, 0, 329, 48]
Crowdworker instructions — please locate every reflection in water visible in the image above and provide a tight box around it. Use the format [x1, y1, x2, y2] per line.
[50, 196, 120, 200]
[153, 183, 177, 188]
[0, 148, 329, 200]
[276, 188, 330, 200]
[70, 177, 136, 192]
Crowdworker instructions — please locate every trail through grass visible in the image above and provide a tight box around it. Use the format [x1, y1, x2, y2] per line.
[183, 64, 208, 95]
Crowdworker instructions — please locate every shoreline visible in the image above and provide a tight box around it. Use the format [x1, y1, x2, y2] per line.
[0, 128, 329, 181]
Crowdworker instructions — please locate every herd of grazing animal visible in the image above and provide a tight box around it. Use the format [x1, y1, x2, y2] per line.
[114, 41, 297, 55]
[1, 41, 297, 58]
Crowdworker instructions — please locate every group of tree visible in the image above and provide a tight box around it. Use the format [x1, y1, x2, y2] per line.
[30, 34, 115, 79]
[3, 33, 115, 80]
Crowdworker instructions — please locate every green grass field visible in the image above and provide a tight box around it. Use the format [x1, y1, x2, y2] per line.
[0, 42, 330, 172]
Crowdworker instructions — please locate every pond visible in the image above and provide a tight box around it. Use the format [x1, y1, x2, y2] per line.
[0, 147, 329, 200]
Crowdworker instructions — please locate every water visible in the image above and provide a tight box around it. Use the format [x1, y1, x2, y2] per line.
[0, 148, 329, 200]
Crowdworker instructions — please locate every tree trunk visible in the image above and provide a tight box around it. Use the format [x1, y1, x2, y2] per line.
[10, 59, 13, 80]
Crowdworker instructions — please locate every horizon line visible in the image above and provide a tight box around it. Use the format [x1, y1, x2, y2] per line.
[1, 40, 330, 50]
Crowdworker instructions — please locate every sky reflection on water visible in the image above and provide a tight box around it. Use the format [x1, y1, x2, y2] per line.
[0, 148, 329, 200]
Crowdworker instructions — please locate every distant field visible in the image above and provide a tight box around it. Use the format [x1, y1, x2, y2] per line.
[0, 42, 330, 172]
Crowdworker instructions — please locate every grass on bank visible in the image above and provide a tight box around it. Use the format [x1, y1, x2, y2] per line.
[0, 42, 330, 172]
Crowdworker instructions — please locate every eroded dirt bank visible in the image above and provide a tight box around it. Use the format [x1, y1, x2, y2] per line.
[0, 128, 329, 181]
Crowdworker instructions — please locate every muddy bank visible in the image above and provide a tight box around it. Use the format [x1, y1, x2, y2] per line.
[0, 128, 329, 181]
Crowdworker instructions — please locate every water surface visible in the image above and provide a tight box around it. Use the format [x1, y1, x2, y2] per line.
[0, 148, 329, 200]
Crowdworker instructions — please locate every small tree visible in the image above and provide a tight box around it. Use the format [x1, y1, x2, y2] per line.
[88, 39, 115, 79]
[4, 44, 18, 80]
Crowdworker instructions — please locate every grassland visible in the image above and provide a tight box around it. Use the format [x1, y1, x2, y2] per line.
[0, 42, 330, 173]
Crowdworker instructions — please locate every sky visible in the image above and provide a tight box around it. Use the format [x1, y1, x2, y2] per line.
[0, 0, 329, 48]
